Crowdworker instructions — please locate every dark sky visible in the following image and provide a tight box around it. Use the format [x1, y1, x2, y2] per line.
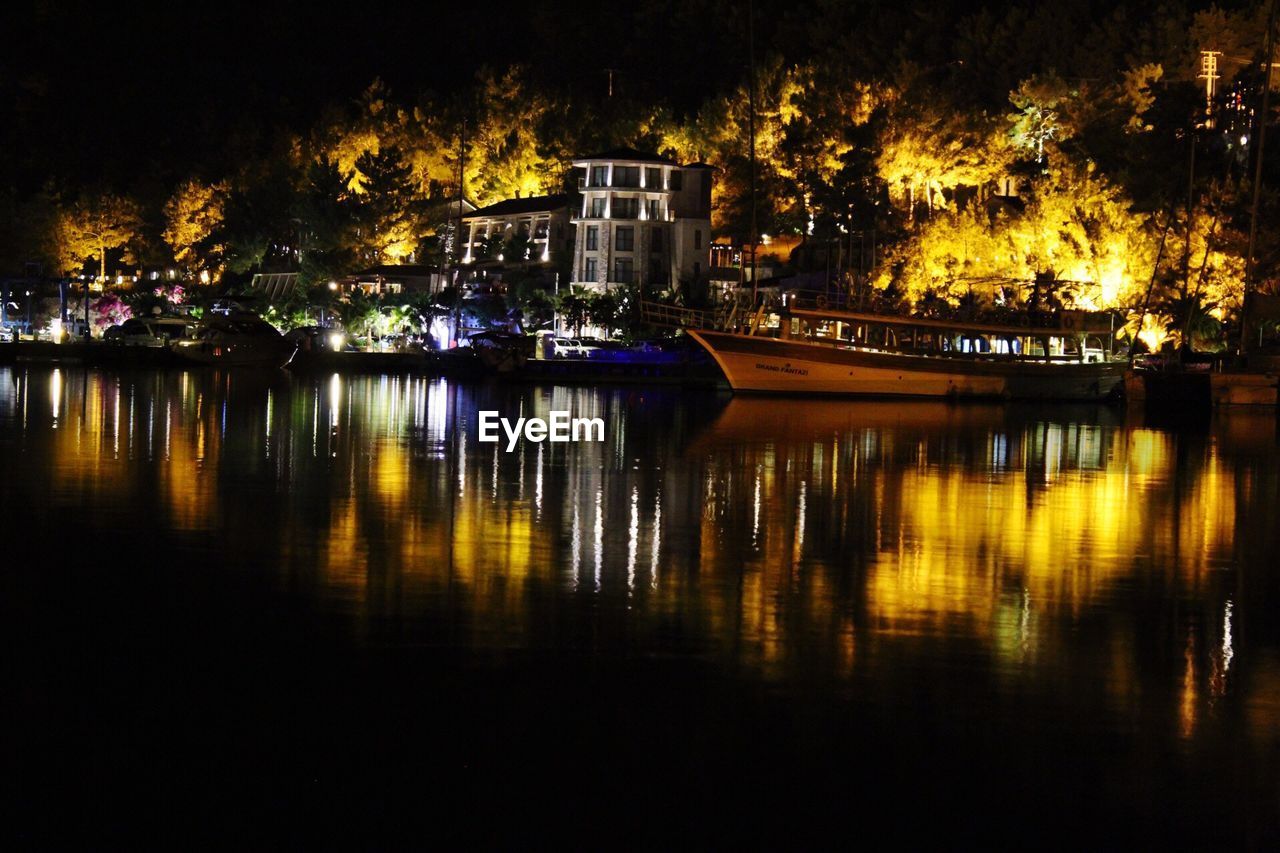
[1, 0, 760, 189]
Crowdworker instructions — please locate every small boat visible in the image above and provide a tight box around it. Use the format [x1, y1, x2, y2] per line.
[683, 295, 1126, 401]
[171, 312, 296, 368]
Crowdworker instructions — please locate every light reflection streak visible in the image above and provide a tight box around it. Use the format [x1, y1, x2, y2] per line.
[627, 485, 639, 592]
[571, 499, 581, 589]
[535, 443, 544, 514]
[1181, 627, 1198, 739]
[329, 373, 341, 430]
[752, 471, 761, 547]
[594, 487, 603, 591]
[1223, 600, 1234, 674]
[793, 480, 806, 566]
[650, 490, 661, 588]
[49, 368, 61, 426]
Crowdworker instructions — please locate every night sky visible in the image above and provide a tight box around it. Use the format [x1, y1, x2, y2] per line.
[1, 0, 767, 189]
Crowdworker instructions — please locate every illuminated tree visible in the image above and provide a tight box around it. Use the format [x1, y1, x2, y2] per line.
[294, 157, 360, 286]
[163, 179, 228, 279]
[54, 193, 142, 281]
[877, 159, 1157, 312]
[222, 142, 305, 276]
[1008, 74, 1073, 165]
[876, 98, 1015, 222]
[1118, 64, 1164, 133]
[353, 145, 422, 263]
[466, 66, 568, 205]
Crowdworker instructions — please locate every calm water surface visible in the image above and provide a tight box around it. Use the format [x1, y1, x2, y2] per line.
[3, 366, 1278, 845]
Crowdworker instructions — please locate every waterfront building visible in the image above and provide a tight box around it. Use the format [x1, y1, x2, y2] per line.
[569, 148, 712, 300]
[461, 194, 574, 268]
[345, 264, 444, 296]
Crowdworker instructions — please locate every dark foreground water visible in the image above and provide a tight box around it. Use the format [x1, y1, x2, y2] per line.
[3, 366, 1279, 846]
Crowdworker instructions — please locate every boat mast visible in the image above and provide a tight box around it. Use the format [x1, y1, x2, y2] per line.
[747, 0, 759, 308]
[1242, 0, 1278, 356]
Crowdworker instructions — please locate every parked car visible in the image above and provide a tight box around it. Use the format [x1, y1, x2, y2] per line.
[552, 337, 599, 358]
[104, 317, 195, 347]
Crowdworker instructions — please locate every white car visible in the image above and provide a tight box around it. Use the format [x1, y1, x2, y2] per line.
[553, 337, 598, 358]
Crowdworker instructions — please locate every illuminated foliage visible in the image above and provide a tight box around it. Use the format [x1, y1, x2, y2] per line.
[1118, 64, 1164, 133]
[89, 292, 131, 330]
[352, 145, 422, 263]
[877, 160, 1157, 311]
[458, 66, 568, 206]
[876, 98, 1016, 221]
[163, 179, 228, 279]
[294, 157, 360, 286]
[1008, 74, 1073, 163]
[54, 193, 142, 281]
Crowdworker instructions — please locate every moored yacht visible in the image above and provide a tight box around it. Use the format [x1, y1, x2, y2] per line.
[683, 295, 1126, 401]
[171, 312, 296, 368]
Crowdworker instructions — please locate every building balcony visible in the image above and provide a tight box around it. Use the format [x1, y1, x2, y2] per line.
[572, 210, 676, 224]
[578, 177, 672, 193]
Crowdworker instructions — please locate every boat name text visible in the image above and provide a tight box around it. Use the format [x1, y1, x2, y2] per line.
[755, 362, 810, 376]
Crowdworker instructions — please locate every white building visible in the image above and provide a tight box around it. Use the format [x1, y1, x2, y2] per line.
[461, 194, 574, 267]
[570, 148, 712, 297]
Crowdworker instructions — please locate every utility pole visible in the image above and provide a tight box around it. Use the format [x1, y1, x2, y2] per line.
[1243, 0, 1278, 357]
[604, 68, 620, 99]
[1182, 130, 1198, 299]
[1199, 50, 1222, 127]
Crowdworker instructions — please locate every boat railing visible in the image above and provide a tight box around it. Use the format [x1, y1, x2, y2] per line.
[780, 290, 1119, 333]
[638, 300, 737, 330]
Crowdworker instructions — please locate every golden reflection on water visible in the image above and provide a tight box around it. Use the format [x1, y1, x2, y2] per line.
[2, 368, 1279, 744]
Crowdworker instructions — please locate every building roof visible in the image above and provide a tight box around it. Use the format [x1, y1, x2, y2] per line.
[463, 194, 570, 219]
[352, 265, 439, 278]
[573, 147, 679, 166]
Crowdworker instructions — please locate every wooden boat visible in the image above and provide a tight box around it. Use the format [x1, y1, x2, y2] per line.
[171, 312, 296, 368]
[684, 296, 1126, 401]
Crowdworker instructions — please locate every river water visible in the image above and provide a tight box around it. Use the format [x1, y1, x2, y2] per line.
[3, 366, 1278, 845]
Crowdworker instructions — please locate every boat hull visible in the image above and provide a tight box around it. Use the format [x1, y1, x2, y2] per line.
[172, 340, 295, 368]
[688, 330, 1125, 401]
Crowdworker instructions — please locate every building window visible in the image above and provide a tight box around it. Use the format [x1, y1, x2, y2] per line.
[585, 258, 597, 281]
[586, 225, 598, 251]
[589, 197, 607, 217]
[651, 227, 663, 252]
[614, 258, 633, 283]
[534, 220, 549, 239]
[614, 166, 640, 187]
[591, 165, 608, 187]
[645, 199, 660, 221]
[669, 169, 683, 191]
[612, 197, 638, 219]
[694, 229, 702, 249]
[616, 226, 634, 252]
[645, 167, 661, 188]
